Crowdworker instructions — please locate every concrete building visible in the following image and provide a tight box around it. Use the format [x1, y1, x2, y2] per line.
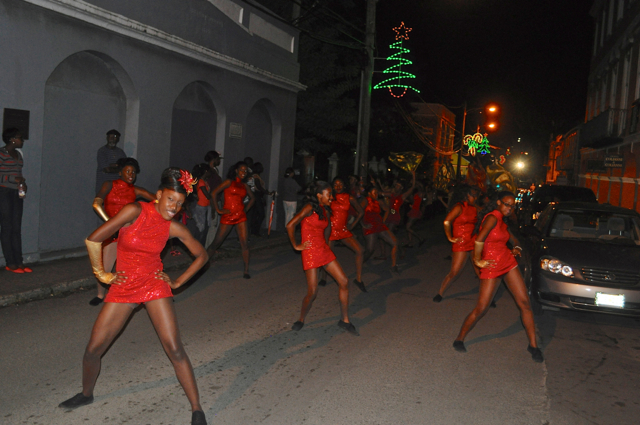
[578, 0, 640, 209]
[0, 0, 303, 265]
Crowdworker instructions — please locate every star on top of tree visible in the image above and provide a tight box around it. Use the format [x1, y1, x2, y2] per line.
[393, 21, 412, 41]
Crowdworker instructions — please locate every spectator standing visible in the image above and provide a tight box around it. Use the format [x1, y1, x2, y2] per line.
[96, 129, 126, 193]
[282, 167, 301, 225]
[250, 162, 268, 236]
[0, 128, 30, 273]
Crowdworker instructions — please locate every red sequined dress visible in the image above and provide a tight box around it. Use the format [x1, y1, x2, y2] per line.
[301, 208, 336, 270]
[479, 210, 518, 279]
[385, 194, 403, 226]
[363, 197, 388, 236]
[105, 179, 136, 218]
[407, 194, 423, 219]
[105, 201, 173, 303]
[330, 192, 353, 241]
[220, 177, 247, 225]
[452, 201, 477, 252]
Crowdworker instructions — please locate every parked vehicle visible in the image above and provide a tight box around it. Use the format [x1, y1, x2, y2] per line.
[521, 202, 640, 317]
[518, 184, 597, 226]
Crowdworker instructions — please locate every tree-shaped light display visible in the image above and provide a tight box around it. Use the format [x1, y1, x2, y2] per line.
[463, 133, 491, 156]
[373, 22, 420, 98]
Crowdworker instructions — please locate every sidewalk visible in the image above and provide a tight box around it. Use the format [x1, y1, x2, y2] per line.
[0, 231, 291, 307]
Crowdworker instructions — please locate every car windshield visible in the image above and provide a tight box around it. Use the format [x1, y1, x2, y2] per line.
[547, 210, 640, 244]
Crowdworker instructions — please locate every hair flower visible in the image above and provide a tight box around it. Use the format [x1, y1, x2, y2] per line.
[178, 170, 197, 194]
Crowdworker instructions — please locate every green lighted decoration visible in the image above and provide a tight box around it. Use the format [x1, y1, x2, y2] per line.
[373, 22, 420, 98]
[463, 133, 491, 156]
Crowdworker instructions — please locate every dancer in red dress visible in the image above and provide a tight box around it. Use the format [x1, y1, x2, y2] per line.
[286, 181, 358, 335]
[361, 185, 399, 272]
[405, 182, 425, 247]
[59, 168, 209, 425]
[90, 157, 155, 306]
[208, 161, 255, 278]
[433, 184, 481, 302]
[453, 191, 543, 362]
[318, 177, 366, 291]
[379, 173, 415, 259]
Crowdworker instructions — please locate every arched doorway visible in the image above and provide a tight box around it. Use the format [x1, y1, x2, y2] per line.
[39, 51, 139, 252]
[169, 82, 222, 171]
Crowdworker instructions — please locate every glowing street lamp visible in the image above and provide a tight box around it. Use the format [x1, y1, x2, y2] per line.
[516, 161, 525, 170]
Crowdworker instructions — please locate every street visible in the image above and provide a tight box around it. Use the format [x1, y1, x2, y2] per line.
[2, 225, 639, 425]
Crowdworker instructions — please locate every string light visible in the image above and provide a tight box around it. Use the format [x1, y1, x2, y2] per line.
[374, 22, 420, 98]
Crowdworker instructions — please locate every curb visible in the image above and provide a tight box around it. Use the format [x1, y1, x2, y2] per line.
[0, 235, 290, 308]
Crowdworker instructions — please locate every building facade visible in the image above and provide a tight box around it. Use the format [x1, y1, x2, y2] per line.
[0, 0, 303, 265]
[578, 0, 640, 210]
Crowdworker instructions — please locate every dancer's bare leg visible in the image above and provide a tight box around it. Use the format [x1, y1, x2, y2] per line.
[436, 251, 470, 297]
[324, 260, 350, 322]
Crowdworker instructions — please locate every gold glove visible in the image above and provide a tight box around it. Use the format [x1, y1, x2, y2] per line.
[93, 197, 110, 222]
[473, 241, 491, 268]
[85, 239, 116, 284]
[443, 220, 456, 243]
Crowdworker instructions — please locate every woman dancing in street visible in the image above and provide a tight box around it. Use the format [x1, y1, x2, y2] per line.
[319, 177, 366, 292]
[433, 184, 480, 302]
[59, 168, 209, 425]
[452, 191, 543, 362]
[286, 181, 358, 335]
[207, 161, 255, 278]
[405, 182, 426, 247]
[377, 173, 415, 260]
[90, 157, 155, 306]
[361, 185, 399, 273]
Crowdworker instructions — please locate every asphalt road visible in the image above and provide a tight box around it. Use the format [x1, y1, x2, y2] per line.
[1, 226, 638, 425]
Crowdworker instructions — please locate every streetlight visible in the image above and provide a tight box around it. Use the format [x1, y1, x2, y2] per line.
[516, 161, 525, 170]
[455, 102, 500, 179]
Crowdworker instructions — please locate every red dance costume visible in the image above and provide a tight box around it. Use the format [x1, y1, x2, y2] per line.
[330, 193, 353, 241]
[407, 194, 423, 219]
[385, 194, 403, 226]
[363, 197, 388, 236]
[105, 179, 136, 218]
[452, 201, 477, 252]
[220, 178, 247, 225]
[479, 210, 518, 279]
[301, 208, 336, 271]
[105, 202, 173, 303]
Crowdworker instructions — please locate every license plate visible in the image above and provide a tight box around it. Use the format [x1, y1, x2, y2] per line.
[595, 292, 625, 308]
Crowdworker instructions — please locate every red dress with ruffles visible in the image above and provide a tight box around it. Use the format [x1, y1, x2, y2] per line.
[105, 202, 173, 303]
[105, 179, 136, 218]
[363, 197, 388, 236]
[330, 192, 353, 241]
[385, 194, 403, 226]
[452, 201, 477, 252]
[479, 210, 518, 279]
[301, 208, 336, 270]
[220, 178, 247, 225]
[407, 194, 423, 219]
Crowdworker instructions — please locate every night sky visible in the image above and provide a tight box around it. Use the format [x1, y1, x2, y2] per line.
[373, 0, 594, 165]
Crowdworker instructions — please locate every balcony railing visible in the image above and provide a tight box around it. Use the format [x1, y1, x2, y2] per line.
[581, 108, 626, 148]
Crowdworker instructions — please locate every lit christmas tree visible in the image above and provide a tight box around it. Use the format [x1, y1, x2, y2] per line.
[373, 22, 420, 98]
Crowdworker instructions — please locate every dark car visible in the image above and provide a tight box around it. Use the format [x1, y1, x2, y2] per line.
[521, 202, 640, 317]
[518, 184, 597, 226]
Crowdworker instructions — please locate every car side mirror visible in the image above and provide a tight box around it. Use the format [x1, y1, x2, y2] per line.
[520, 225, 542, 239]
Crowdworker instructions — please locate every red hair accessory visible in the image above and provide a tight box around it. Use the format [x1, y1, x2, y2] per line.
[178, 170, 197, 194]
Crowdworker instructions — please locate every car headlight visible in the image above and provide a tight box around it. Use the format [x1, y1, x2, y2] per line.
[540, 256, 574, 277]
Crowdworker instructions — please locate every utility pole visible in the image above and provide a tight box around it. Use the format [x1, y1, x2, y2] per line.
[355, 0, 376, 177]
[455, 102, 467, 180]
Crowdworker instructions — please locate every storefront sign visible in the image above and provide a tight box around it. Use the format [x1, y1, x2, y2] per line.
[604, 155, 623, 168]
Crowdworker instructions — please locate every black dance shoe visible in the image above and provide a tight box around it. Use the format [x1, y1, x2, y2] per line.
[527, 345, 544, 363]
[192, 410, 207, 425]
[391, 265, 400, 274]
[432, 294, 443, 303]
[353, 279, 367, 293]
[338, 320, 359, 336]
[318, 279, 327, 287]
[243, 273, 251, 279]
[59, 393, 94, 410]
[490, 300, 497, 308]
[89, 297, 103, 306]
[453, 340, 467, 353]
[291, 321, 304, 331]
